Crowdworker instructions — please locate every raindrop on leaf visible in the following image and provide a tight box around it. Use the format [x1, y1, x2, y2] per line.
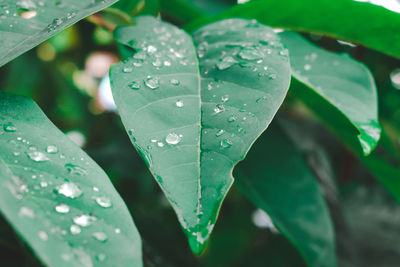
[56, 182, 83, 199]
[27, 151, 49, 162]
[144, 76, 160, 89]
[73, 214, 97, 227]
[165, 133, 181, 145]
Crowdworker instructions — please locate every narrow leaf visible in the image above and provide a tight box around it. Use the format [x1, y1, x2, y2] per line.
[110, 16, 291, 253]
[185, 0, 400, 59]
[235, 124, 336, 267]
[281, 31, 381, 155]
[0, 0, 118, 67]
[0, 92, 142, 267]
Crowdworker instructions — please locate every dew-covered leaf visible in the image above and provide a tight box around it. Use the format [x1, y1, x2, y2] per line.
[0, 0, 118, 67]
[110, 16, 291, 253]
[0, 92, 142, 267]
[186, 0, 400, 58]
[235, 124, 336, 267]
[281, 31, 381, 155]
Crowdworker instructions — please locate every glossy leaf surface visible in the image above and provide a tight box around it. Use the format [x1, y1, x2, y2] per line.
[0, 92, 142, 267]
[281, 31, 381, 155]
[235, 125, 336, 267]
[186, 0, 400, 58]
[0, 0, 118, 67]
[110, 16, 291, 253]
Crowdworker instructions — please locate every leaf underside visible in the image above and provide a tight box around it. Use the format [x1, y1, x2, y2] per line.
[280, 31, 381, 155]
[110, 16, 291, 253]
[0, 92, 142, 267]
[236, 124, 336, 267]
[0, 0, 118, 67]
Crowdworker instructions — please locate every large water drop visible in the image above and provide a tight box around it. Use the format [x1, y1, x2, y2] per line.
[27, 151, 49, 162]
[57, 182, 83, 199]
[165, 133, 181, 145]
[73, 214, 97, 227]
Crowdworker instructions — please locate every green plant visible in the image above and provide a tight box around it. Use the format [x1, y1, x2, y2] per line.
[1, 0, 400, 266]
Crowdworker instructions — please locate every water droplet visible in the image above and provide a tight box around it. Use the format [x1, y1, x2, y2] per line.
[19, 206, 35, 218]
[128, 80, 140, 90]
[48, 18, 63, 32]
[238, 47, 264, 60]
[147, 45, 157, 53]
[216, 56, 237, 70]
[92, 232, 108, 243]
[174, 51, 184, 58]
[115, 228, 121, 234]
[220, 139, 233, 149]
[144, 76, 160, 89]
[279, 49, 288, 56]
[40, 181, 48, 187]
[3, 122, 17, 132]
[304, 64, 311, 71]
[122, 67, 132, 73]
[73, 214, 97, 227]
[227, 115, 236, 122]
[38, 231, 48, 241]
[152, 58, 162, 67]
[65, 163, 87, 175]
[45, 145, 58, 154]
[57, 182, 83, 199]
[170, 79, 180, 86]
[70, 224, 81, 235]
[93, 187, 99, 192]
[214, 104, 225, 114]
[216, 129, 225, 137]
[221, 95, 229, 102]
[256, 96, 267, 103]
[55, 204, 70, 214]
[164, 61, 171, 66]
[157, 142, 164, 147]
[95, 197, 112, 208]
[176, 100, 184, 107]
[27, 151, 49, 162]
[165, 133, 181, 145]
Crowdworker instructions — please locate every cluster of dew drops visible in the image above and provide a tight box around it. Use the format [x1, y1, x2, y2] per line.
[121, 23, 192, 150]
[120, 19, 291, 151]
[1, 121, 120, 265]
[1, 0, 111, 31]
[198, 19, 289, 149]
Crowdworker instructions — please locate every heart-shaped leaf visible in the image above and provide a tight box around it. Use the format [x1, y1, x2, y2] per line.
[281, 31, 381, 155]
[110, 16, 291, 253]
[235, 124, 336, 267]
[0, 0, 118, 67]
[0, 92, 142, 267]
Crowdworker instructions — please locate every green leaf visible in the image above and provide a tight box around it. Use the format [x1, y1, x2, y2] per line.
[281, 31, 381, 155]
[185, 0, 400, 58]
[288, 69, 400, 204]
[0, 0, 118, 67]
[235, 124, 336, 267]
[159, 0, 209, 24]
[0, 92, 142, 267]
[110, 16, 291, 254]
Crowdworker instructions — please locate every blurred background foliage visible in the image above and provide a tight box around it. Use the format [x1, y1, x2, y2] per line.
[1, 0, 400, 266]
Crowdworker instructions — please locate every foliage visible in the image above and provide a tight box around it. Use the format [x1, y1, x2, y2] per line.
[1, 0, 400, 266]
